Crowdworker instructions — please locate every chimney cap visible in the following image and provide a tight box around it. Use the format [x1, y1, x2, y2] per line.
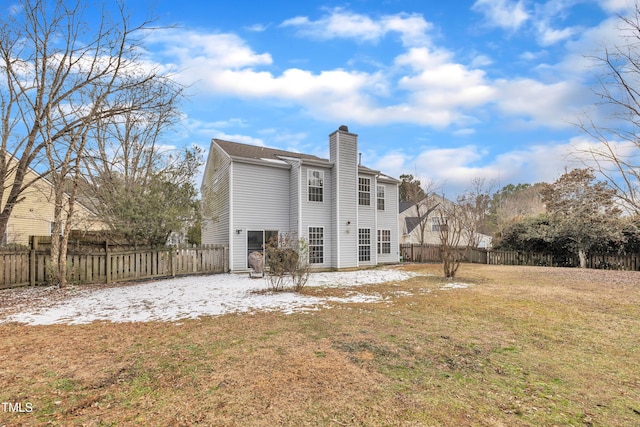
[338, 125, 349, 132]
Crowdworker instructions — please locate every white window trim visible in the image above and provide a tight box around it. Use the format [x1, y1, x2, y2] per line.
[358, 228, 371, 262]
[308, 226, 324, 264]
[308, 169, 324, 202]
[377, 185, 385, 210]
[377, 229, 391, 254]
[359, 177, 371, 206]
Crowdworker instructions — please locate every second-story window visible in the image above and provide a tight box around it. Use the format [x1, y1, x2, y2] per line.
[377, 185, 385, 210]
[432, 216, 448, 232]
[359, 177, 370, 206]
[308, 170, 323, 202]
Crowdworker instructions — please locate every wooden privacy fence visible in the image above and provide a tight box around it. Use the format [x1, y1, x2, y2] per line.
[400, 244, 488, 264]
[487, 250, 640, 270]
[0, 245, 228, 290]
[400, 243, 640, 271]
[486, 250, 555, 267]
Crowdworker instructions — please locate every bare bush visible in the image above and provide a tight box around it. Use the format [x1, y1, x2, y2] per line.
[264, 234, 310, 292]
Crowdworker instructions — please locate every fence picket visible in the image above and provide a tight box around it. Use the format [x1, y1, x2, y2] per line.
[400, 243, 640, 271]
[0, 245, 229, 289]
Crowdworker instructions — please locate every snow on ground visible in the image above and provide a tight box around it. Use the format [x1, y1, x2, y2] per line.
[0, 268, 420, 326]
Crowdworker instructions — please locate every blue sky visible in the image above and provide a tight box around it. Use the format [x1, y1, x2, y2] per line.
[131, 0, 629, 196]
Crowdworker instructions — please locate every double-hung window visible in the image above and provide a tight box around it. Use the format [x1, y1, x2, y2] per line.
[358, 228, 371, 262]
[377, 229, 391, 254]
[432, 217, 447, 232]
[359, 177, 371, 206]
[308, 227, 324, 264]
[308, 170, 323, 202]
[377, 185, 385, 210]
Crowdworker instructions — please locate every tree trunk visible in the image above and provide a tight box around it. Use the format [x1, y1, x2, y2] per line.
[50, 222, 62, 286]
[443, 251, 457, 278]
[49, 182, 68, 287]
[578, 249, 587, 268]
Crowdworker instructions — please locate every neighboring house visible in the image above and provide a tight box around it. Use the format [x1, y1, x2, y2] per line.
[201, 125, 400, 272]
[1, 157, 106, 246]
[399, 194, 493, 248]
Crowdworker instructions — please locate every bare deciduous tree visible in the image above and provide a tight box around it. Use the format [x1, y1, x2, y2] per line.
[435, 203, 466, 279]
[0, 0, 184, 286]
[399, 174, 439, 260]
[80, 78, 198, 249]
[456, 177, 494, 246]
[576, 3, 640, 214]
[437, 178, 493, 278]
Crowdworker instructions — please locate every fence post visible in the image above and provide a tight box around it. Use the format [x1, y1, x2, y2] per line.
[105, 241, 111, 284]
[151, 248, 156, 277]
[29, 236, 38, 286]
[169, 248, 175, 277]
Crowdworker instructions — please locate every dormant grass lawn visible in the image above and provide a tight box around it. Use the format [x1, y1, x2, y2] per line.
[1, 263, 639, 426]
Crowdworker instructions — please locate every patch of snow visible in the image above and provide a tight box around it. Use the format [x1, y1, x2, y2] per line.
[1, 269, 416, 326]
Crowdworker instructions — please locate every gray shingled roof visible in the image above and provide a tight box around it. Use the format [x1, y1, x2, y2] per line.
[215, 139, 329, 164]
[399, 201, 415, 213]
[214, 138, 395, 180]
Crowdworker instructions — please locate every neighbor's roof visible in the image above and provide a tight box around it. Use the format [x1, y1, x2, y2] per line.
[399, 201, 415, 214]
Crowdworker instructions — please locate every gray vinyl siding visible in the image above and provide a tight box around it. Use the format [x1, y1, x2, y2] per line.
[230, 161, 291, 271]
[289, 160, 301, 239]
[301, 165, 333, 268]
[376, 181, 400, 263]
[330, 130, 358, 269]
[201, 145, 230, 246]
[205, 128, 400, 272]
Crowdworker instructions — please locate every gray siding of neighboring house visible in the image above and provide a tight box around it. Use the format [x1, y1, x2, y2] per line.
[357, 172, 376, 267]
[201, 144, 231, 246]
[230, 161, 291, 271]
[376, 180, 400, 264]
[330, 129, 358, 269]
[300, 164, 333, 269]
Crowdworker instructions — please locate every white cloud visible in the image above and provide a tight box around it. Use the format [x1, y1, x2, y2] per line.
[470, 54, 493, 68]
[372, 141, 577, 196]
[148, 30, 272, 71]
[597, 0, 633, 13]
[535, 22, 579, 45]
[145, 8, 606, 132]
[395, 47, 496, 125]
[472, 0, 529, 31]
[210, 118, 248, 128]
[280, 8, 431, 47]
[213, 132, 265, 146]
[494, 78, 588, 128]
[371, 153, 408, 177]
[519, 50, 543, 61]
[149, 25, 502, 127]
[472, 0, 598, 47]
[244, 23, 269, 32]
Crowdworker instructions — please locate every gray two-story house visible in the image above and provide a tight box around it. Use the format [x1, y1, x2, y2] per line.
[201, 125, 400, 272]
